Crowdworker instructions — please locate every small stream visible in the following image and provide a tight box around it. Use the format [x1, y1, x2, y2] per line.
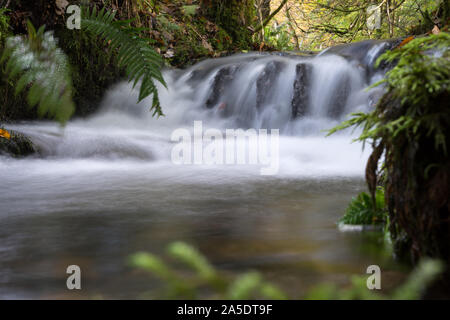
[0, 40, 409, 299]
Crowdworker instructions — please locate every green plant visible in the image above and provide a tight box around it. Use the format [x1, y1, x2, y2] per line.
[1, 7, 167, 123]
[306, 259, 443, 300]
[0, 8, 10, 45]
[82, 7, 166, 117]
[130, 242, 443, 300]
[328, 33, 450, 262]
[340, 187, 386, 225]
[328, 33, 450, 152]
[129, 242, 287, 300]
[262, 24, 294, 51]
[1, 21, 75, 124]
[182, 5, 199, 18]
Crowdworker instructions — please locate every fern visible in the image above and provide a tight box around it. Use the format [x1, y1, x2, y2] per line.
[340, 188, 387, 225]
[82, 7, 166, 117]
[1, 21, 75, 124]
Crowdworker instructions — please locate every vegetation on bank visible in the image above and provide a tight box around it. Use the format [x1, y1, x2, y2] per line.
[130, 241, 443, 300]
[329, 32, 450, 294]
[0, 128, 35, 157]
[1, 7, 166, 123]
[1, 0, 448, 123]
[1, 21, 75, 124]
[339, 187, 386, 226]
[268, 0, 450, 50]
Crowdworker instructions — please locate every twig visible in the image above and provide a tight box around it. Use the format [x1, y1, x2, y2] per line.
[253, 0, 288, 34]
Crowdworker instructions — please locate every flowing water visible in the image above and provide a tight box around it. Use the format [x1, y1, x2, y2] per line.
[0, 40, 408, 299]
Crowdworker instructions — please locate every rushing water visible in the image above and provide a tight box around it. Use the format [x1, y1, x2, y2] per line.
[0, 41, 408, 299]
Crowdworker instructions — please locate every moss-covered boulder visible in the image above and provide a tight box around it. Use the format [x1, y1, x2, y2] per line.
[0, 130, 36, 157]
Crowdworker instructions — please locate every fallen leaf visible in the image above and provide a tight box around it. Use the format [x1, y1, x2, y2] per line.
[0, 129, 11, 140]
[396, 36, 414, 49]
[163, 49, 175, 58]
[432, 25, 440, 35]
[55, 0, 69, 15]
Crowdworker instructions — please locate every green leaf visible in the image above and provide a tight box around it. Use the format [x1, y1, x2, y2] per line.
[82, 7, 166, 117]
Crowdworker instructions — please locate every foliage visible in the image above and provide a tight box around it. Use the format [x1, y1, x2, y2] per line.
[130, 241, 443, 300]
[306, 259, 443, 300]
[182, 5, 200, 17]
[328, 33, 450, 263]
[1, 21, 75, 124]
[270, 0, 448, 50]
[0, 8, 10, 45]
[202, 0, 255, 48]
[262, 23, 294, 51]
[0, 129, 36, 157]
[54, 28, 123, 117]
[129, 242, 287, 299]
[328, 33, 449, 153]
[82, 7, 166, 117]
[374, 33, 450, 153]
[340, 187, 386, 225]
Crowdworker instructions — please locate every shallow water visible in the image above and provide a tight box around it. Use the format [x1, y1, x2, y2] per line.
[0, 166, 405, 299]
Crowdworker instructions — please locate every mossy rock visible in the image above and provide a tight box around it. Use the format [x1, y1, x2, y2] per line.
[0, 130, 36, 157]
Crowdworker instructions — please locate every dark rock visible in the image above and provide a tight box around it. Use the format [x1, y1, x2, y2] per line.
[291, 63, 312, 119]
[256, 61, 284, 109]
[327, 74, 351, 118]
[206, 65, 239, 108]
[0, 130, 36, 158]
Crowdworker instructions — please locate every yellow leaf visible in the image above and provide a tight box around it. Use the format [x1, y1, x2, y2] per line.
[432, 25, 440, 35]
[0, 129, 11, 140]
[396, 36, 415, 49]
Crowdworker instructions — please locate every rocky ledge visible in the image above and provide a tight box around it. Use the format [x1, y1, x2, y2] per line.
[0, 129, 36, 157]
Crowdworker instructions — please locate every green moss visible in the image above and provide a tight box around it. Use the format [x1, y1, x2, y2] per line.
[55, 28, 123, 117]
[0, 9, 24, 122]
[0, 130, 36, 157]
[0, 8, 10, 46]
[203, 0, 255, 49]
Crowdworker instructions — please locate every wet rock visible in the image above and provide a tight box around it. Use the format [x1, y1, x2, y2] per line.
[327, 74, 351, 118]
[0, 130, 36, 158]
[291, 63, 312, 119]
[206, 65, 239, 108]
[256, 61, 284, 109]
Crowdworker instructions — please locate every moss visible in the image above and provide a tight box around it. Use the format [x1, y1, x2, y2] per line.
[54, 28, 123, 117]
[202, 0, 255, 49]
[0, 9, 28, 122]
[0, 130, 36, 157]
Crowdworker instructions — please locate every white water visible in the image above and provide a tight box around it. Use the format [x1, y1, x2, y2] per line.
[1, 53, 383, 179]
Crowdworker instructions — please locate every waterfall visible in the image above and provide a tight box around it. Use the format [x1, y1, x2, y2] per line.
[2, 39, 395, 178]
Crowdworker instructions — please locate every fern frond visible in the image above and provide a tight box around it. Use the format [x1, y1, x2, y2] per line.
[82, 7, 166, 117]
[1, 21, 75, 124]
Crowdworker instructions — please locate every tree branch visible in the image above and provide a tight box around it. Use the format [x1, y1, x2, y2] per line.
[253, 0, 288, 34]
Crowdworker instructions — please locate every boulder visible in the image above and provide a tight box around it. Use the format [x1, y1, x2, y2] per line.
[0, 130, 36, 157]
[291, 63, 312, 119]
